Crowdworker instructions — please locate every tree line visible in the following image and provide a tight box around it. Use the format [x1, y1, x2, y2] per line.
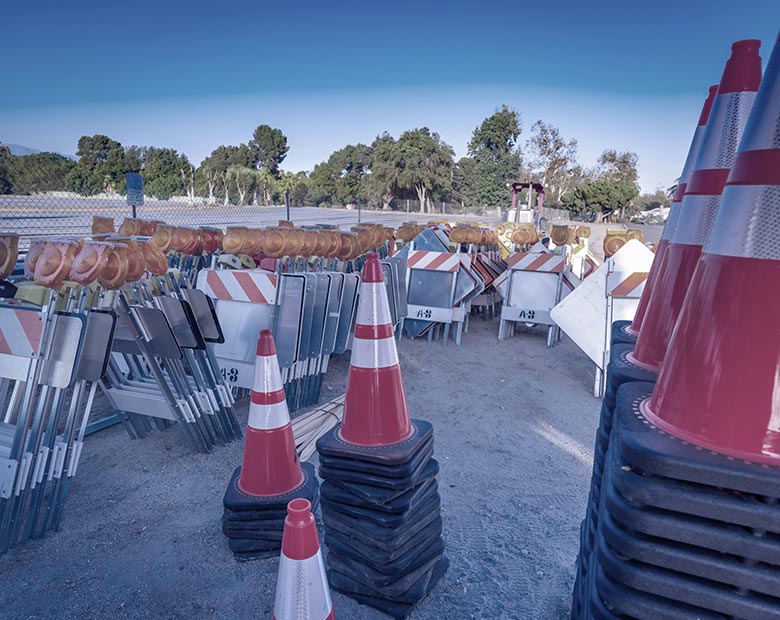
[0, 107, 670, 221]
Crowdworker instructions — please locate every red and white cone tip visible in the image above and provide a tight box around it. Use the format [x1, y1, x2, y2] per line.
[630, 41, 762, 371]
[273, 499, 334, 620]
[646, 37, 780, 464]
[630, 84, 718, 334]
[340, 253, 412, 446]
[238, 329, 303, 496]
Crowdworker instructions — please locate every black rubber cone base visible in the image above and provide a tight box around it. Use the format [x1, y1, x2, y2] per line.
[596, 535, 779, 620]
[222, 515, 285, 534]
[316, 419, 433, 466]
[331, 556, 448, 620]
[319, 436, 434, 479]
[325, 516, 443, 564]
[323, 459, 440, 508]
[615, 382, 780, 498]
[322, 501, 441, 547]
[328, 537, 444, 586]
[609, 448, 780, 533]
[319, 455, 433, 490]
[605, 344, 657, 410]
[611, 320, 638, 346]
[593, 562, 727, 620]
[321, 491, 440, 528]
[604, 475, 780, 567]
[222, 461, 318, 512]
[321, 475, 438, 515]
[329, 555, 448, 610]
[599, 506, 780, 597]
[228, 536, 280, 555]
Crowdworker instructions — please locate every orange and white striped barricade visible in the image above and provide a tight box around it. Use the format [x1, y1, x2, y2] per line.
[404, 249, 463, 345]
[498, 251, 577, 345]
[196, 268, 279, 389]
[550, 239, 654, 397]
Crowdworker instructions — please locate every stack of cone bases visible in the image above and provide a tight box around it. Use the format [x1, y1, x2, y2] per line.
[273, 499, 335, 620]
[315, 253, 447, 619]
[572, 37, 780, 620]
[605, 40, 762, 424]
[611, 84, 719, 348]
[222, 330, 318, 561]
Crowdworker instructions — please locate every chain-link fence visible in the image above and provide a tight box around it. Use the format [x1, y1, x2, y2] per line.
[1, 154, 570, 248]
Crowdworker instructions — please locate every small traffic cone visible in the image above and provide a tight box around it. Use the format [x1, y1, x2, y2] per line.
[627, 84, 718, 337]
[644, 35, 780, 464]
[630, 39, 762, 371]
[273, 499, 335, 620]
[340, 252, 412, 446]
[222, 330, 317, 560]
[239, 329, 303, 496]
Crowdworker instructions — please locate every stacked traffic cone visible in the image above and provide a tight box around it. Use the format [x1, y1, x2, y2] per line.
[575, 36, 780, 620]
[273, 499, 335, 620]
[571, 39, 764, 620]
[610, 84, 718, 348]
[222, 330, 318, 560]
[316, 253, 448, 619]
[608, 40, 761, 414]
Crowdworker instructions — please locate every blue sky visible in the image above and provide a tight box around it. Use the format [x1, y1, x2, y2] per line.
[2, 0, 778, 193]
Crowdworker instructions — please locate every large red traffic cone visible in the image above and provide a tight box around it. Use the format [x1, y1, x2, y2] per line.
[339, 252, 412, 446]
[273, 499, 335, 620]
[644, 36, 780, 465]
[238, 330, 303, 496]
[630, 40, 762, 371]
[628, 84, 718, 335]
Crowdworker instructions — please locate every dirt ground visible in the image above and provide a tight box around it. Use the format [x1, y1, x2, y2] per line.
[0, 314, 605, 620]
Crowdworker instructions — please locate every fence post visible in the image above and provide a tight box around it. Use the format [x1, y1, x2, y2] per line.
[285, 189, 291, 221]
[406, 199, 410, 215]
[357, 197, 361, 223]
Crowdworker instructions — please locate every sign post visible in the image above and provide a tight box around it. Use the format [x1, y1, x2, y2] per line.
[125, 172, 144, 218]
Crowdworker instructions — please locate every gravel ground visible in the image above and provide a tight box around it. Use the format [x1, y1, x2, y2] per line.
[1, 316, 602, 620]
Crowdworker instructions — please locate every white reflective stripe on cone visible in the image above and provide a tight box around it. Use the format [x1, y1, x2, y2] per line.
[248, 400, 290, 430]
[274, 551, 333, 620]
[670, 193, 723, 246]
[355, 281, 392, 326]
[661, 123, 708, 242]
[253, 353, 284, 393]
[660, 201, 682, 242]
[706, 184, 780, 260]
[694, 91, 756, 169]
[350, 336, 399, 369]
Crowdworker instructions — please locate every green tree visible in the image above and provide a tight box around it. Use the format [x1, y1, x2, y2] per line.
[393, 128, 455, 213]
[249, 125, 289, 177]
[526, 120, 582, 204]
[0, 145, 13, 194]
[309, 143, 372, 206]
[562, 178, 639, 222]
[199, 144, 252, 205]
[467, 105, 523, 206]
[8, 152, 75, 194]
[637, 188, 671, 211]
[365, 133, 399, 210]
[66, 134, 129, 196]
[452, 156, 479, 205]
[598, 149, 639, 188]
[138, 146, 192, 200]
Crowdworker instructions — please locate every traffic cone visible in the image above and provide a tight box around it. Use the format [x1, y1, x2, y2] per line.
[629, 39, 762, 371]
[340, 252, 411, 446]
[239, 329, 303, 496]
[625, 84, 719, 338]
[222, 330, 318, 560]
[273, 499, 335, 620]
[644, 35, 780, 464]
[316, 253, 447, 618]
